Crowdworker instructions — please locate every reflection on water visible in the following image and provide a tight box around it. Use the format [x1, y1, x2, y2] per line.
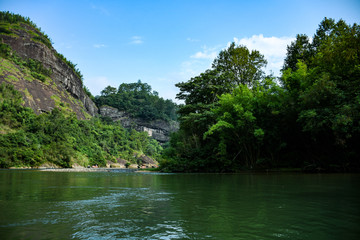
[0, 171, 359, 239]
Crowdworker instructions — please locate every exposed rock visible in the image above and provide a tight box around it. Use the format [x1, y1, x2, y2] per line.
[138, 154, 158, 168]
[37, 162, 61, 169]
[0, 23, 97, 119]
[108, 163, 126, 168]
[117, 158, 128, 165]
[100, 105, 179, 143]
[71, 163, 85, 169]
[128, 164, 139, 169]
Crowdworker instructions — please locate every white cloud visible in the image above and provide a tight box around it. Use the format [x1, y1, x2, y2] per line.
[130, 36, 143, 45]
[190, 46, 218, 60]
[191, 51, 217, 60]
[232, 34, 295, 75]
[93, 44, 106, 48]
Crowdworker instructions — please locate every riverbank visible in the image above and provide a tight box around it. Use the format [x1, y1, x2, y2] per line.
[38, 168, 126, 172]
[39, 167, 160, 172]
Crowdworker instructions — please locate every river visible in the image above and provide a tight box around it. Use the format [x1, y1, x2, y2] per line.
[0, 170, 359, 239]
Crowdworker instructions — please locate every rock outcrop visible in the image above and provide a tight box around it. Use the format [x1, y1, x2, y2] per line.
[0, 22, 97, 118]
[100, 105, 179, 143]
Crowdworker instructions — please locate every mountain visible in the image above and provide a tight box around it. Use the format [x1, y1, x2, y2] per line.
[0, 11, 178, 146]
[0, 11, 97, 119]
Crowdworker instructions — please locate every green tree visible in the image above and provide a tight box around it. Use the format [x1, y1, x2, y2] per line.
[204, 78, 285, 170]
[95, 80, 178, 121]
[101, 85, 117, 96]
[212, 42, 267, 87]
[282, 34, 312, 72]
[280, 18, 360, 171]
[164, 17, 360, 172]
[163, 43, 269, 172]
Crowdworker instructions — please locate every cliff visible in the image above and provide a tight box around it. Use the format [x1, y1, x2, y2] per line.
[0, 15, 97, 119]
[100, 105, 179, 143]
[0, 12, 178, 144]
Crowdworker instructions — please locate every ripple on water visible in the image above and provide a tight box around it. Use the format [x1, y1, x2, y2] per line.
[52, 188, 185, 239]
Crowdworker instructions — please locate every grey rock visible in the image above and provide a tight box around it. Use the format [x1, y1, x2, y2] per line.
[0, 23, 98, 118]
[100, 105, 179, 143]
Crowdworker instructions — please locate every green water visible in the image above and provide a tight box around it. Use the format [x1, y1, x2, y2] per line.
[0, 170, 359, 239]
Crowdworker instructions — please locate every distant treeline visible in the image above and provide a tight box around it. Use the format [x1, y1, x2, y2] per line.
[160, 18, 360, 172]
[95, 80, 178, 122]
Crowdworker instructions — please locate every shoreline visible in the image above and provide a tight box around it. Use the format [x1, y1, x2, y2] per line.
[2, 167, 358, 173]
[39, 168, 134, 172]
[2, 167, 139, 172]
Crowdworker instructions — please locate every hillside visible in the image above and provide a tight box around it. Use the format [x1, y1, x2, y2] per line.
[96, 81, 179, 143]
[0, 12, 164, 169]
[0, 11, 97, 119]
[0, 12, 179, 143]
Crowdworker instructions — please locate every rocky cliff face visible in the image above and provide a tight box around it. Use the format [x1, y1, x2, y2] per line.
[0, 22, 97, 118]
[100, 105, 179, 143]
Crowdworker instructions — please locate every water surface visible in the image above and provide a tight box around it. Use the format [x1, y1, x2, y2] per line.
[0, 170, 359, 239]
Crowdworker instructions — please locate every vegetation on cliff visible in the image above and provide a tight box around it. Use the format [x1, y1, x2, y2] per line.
[0, 12, 163, 168]
[95, 80, 178, 122]
[1, 11, 98, 119]
[0, 83, 162, 168]
[0, 11, 83, 83]
[160, 18, 360, 172]
[0, 41, 52, 82]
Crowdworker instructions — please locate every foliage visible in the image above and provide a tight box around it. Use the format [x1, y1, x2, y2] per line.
[0, 42, 12, 58]
[0, 12, 162, 168]
[279, 18, 360, 171]
[0, 11, 53, 48]
[282, 34, 312, 72]
[161, 18, 360, 172]
[161, 43, 269, 172]
[0, 11, 84, 83]
[0, 83, 163, 168]
[0, 42, 51, 82]
[212, 42, 267, 87]
[95, 80, 178, 121]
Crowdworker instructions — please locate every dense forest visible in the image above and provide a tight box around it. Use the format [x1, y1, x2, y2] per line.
[0, 83, 163, 168]
[95, 80, 178, 122]
[160, 18, 360, 172]
[1, 12, 359, 172]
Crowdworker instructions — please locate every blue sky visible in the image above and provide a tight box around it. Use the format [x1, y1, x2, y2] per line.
[1, 0, 359, 101]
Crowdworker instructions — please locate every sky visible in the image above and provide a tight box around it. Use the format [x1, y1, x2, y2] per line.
[1, 0, 359, 102]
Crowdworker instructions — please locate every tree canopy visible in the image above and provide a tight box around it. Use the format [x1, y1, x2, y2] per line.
[160, 18, 360, 173]
[212, 42, 267, 87]
[95, 80, 178, 122]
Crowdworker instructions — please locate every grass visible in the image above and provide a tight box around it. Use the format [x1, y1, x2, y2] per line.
[51, 94, 74, 116]
[0, 124, 16, 134]
[5, 74, 19, 82]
